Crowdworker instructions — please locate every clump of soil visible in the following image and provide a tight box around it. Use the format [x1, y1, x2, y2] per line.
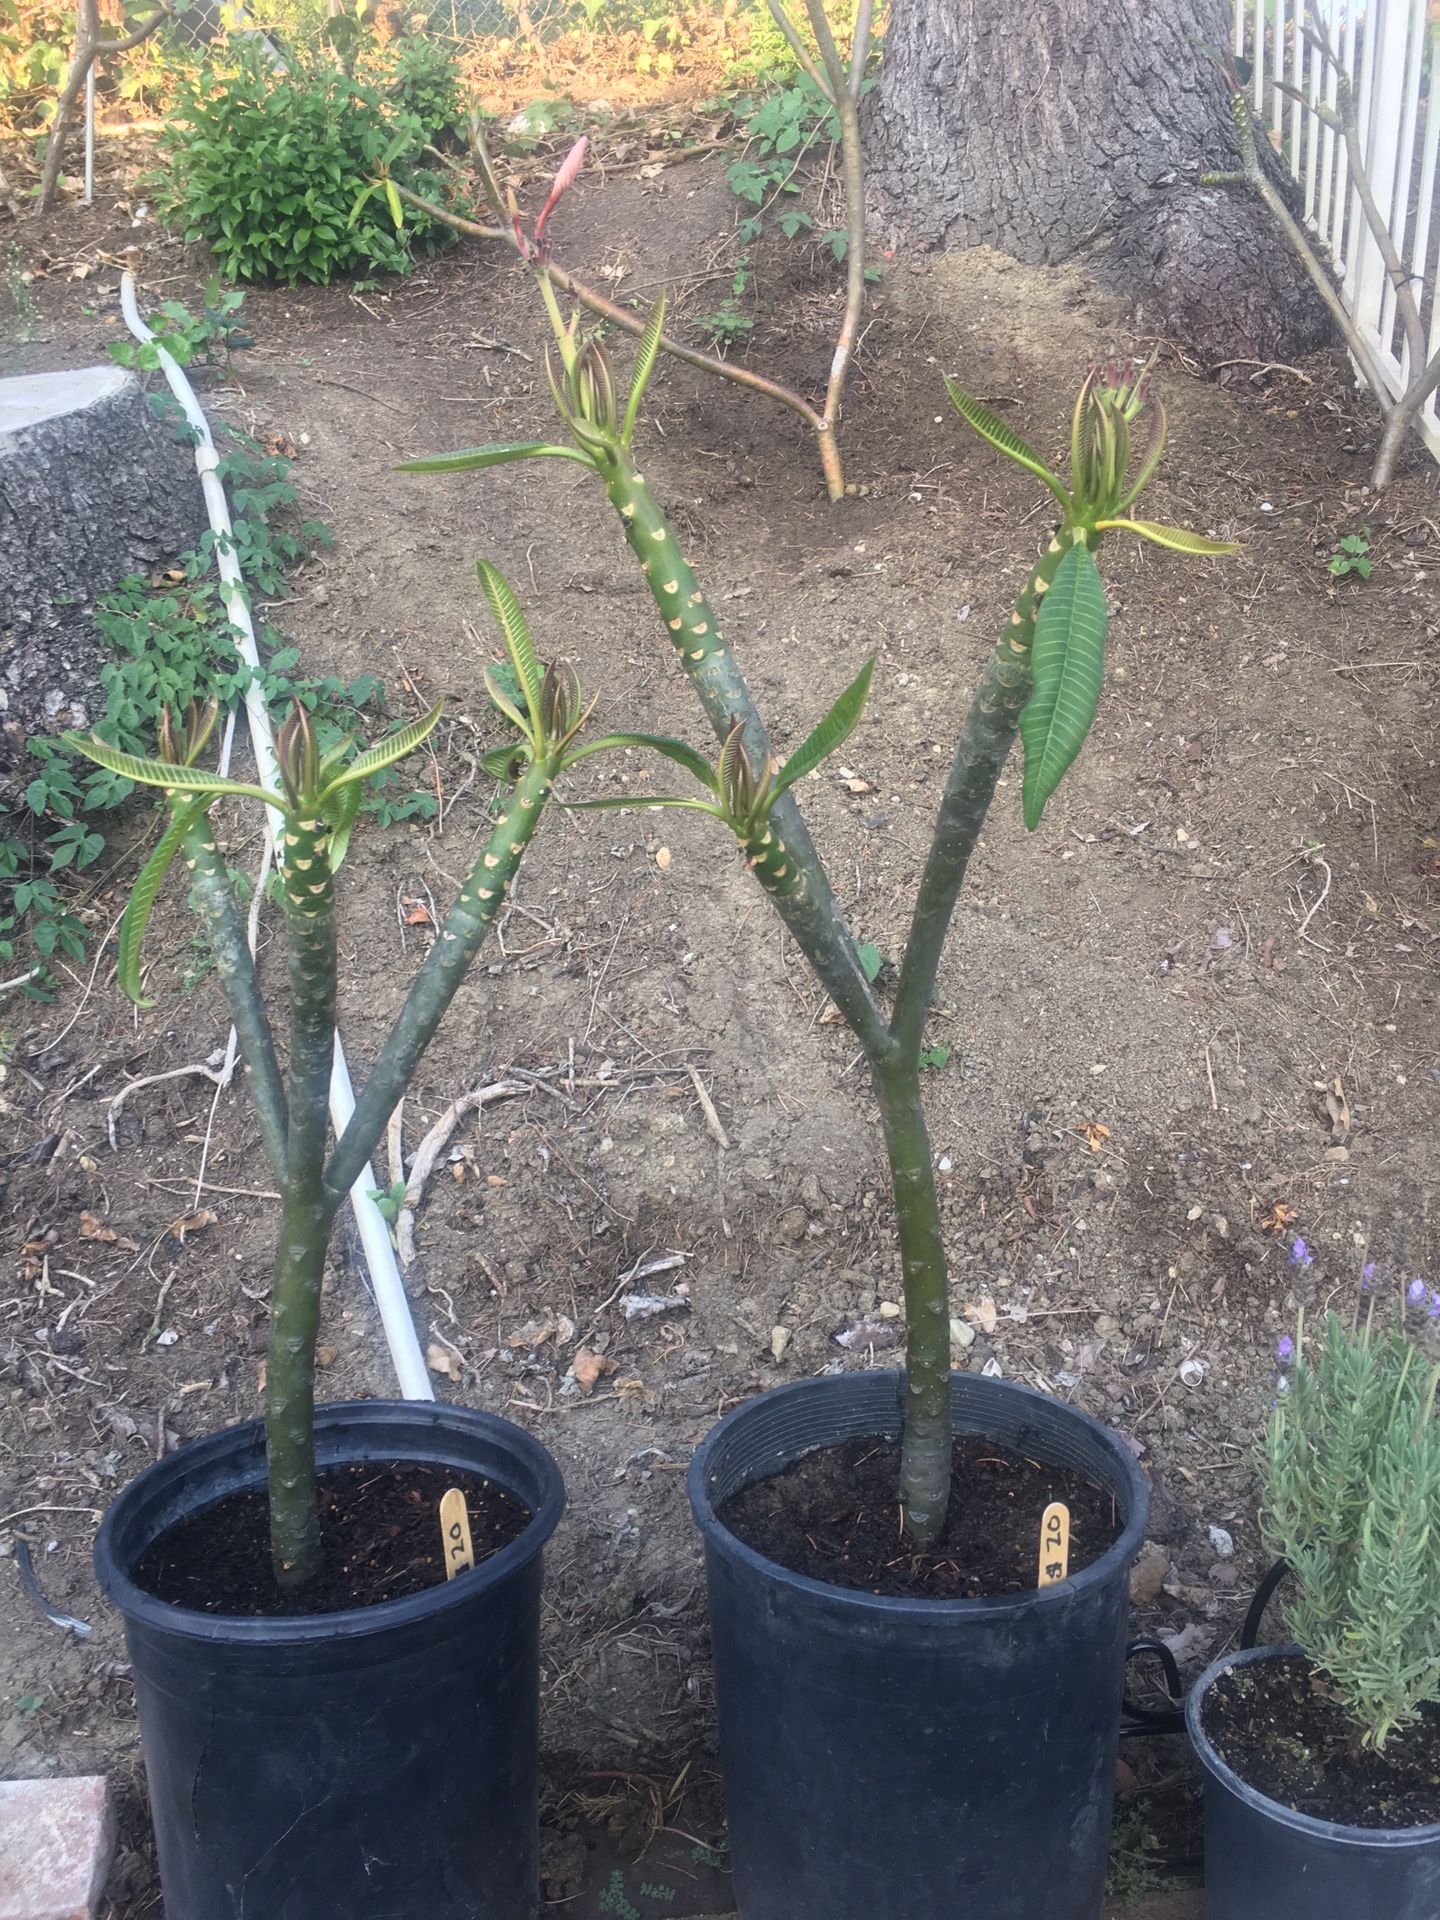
[1202, 1654, 1440, 1830]
[718, 1435, 1124, 1599]
[133, 1461, 533, 1617]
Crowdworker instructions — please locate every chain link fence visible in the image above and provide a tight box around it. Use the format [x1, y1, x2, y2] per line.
[163, 0, 579, 52]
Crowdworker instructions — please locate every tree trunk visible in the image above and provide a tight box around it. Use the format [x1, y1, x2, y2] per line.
[864, 0, 1333, 361]
[0, 366, 206, 781]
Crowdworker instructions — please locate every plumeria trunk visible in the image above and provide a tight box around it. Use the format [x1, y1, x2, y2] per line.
[593, 473, 1097, 1541]
[269, 814, 340, 1587]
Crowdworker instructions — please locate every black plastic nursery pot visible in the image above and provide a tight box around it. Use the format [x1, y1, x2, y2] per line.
[1186, 1643, 1440, 1920]
[94, 1398, 565, 1920]
[687, 1369, 1149, 1920]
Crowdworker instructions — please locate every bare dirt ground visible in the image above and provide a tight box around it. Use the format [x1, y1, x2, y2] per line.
[3, 131, 1440, 1913]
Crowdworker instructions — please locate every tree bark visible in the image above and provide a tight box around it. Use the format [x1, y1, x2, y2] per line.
[0, 365, 206, 780]
[864, 0, 1332, 361]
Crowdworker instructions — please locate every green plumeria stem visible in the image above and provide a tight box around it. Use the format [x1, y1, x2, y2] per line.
[174, 803, 289, 1179]
[325, 753, 556, 1200]
[873, 1053, 952, 1540]
[878, 522, 1096, 1539]
[595, 442, 891, 1059]
[268, 813, 340, 1589]
[891, 525, 1095, 1061]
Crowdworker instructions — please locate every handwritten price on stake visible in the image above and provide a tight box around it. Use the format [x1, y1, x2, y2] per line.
[1037, 1501, 1071, 1588]
[439, 1487, 475, 1580]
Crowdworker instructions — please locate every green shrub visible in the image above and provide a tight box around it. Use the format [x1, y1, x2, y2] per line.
[0, 0, 69, 131]
[153, 45, 448, 285]
[383, 35, 464, 147]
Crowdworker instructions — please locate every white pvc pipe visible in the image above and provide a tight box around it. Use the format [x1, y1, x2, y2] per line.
[119, 271, 434, 1403]
[83, 64, 95, 205]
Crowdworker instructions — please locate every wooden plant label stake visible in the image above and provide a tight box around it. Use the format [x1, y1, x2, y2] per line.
[440, 1487, 475, 1580]
[1037, 1501, 1071, 1588]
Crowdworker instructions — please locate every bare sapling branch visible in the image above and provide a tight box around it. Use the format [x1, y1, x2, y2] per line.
[380, 32, 872, 502]
[37, 0, 174, 215]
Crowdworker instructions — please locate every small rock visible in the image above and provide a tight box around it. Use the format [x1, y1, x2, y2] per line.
[774, 1206, 808, 1246]
[949, 1316, 975, 1352]
[622, 1294, 689, 1322]
[315, 1344, 337, 1369]
[0, 1775, 115, 1920]
[1207, 1524, 1235, 1558]
[1129, 1540, 1170, 1605]
[877, 1300, 901, 1320]
[770, 1326, 790, 1363]
[834, 1317, 900, 1351]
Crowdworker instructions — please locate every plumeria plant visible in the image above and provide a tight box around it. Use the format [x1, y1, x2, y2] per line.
[401, 150, 1238, 1543]
[63, 564, 610, 1588]
[1263, 1291, 1440, 1749]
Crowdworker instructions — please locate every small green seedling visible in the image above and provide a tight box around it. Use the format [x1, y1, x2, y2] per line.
[856, 941, 887, 983]
[1328, 529, 1372, 579]
[368, 1178, 408, 1222]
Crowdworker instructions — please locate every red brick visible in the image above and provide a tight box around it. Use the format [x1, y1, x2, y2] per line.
[0, 1778, 114, 1920]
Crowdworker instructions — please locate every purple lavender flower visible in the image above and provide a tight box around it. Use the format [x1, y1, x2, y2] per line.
[1289, 1236, 1312, 1268]
[1276, 1335, 1294, 1363]
[1362, 1262, 1376, 1290]
[1408, 1278, 1428, 1306]
[1429, 1291, 1440, 1320]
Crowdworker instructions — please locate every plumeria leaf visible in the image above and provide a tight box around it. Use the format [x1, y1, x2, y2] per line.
[482, 741, 531, 781]
[476, 561, 544, 736]
[1115, 399, 1167, 512]
[1018, 544, 1108, 832]
[1099, 518, 1238, 555]
[622, 295, 667, 446]
[61, 735, 283, 810]
[563, 730, 718, 792]
[319, 700, 444, 794]
[117, 795, 210, 1005]
[384, 178, 405, 231]
[348, 180, 381, 228]
[773, 657, 875, 796]
[318, 776, 364, 871]
[396, 442, 596, 474]
[482, 664, 530, 735]
[562, 794, 723, 816]
[946, 378, 1072, 511]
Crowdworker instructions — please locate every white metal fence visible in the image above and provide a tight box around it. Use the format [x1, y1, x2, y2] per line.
[1232, 0, 1440, 458]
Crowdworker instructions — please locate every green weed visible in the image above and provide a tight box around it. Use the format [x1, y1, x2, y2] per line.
[1328, 528, 1372, 579]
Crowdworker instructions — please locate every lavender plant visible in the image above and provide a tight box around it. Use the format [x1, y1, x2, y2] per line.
[62, 565, 601, 1587]
[403, 164, 1237, 1542]
[1263, 1308, 1440, 1750]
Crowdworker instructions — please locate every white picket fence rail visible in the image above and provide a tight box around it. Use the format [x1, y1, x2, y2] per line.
[1232, 0, 1440, 459]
